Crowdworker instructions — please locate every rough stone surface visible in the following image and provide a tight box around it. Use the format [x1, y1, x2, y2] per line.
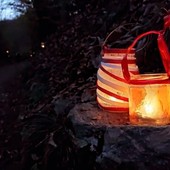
[68, 102, 170, 170]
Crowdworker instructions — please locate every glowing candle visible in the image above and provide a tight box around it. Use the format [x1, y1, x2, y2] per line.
[135, 88, 164, 119]
[129, 74, 170, 125]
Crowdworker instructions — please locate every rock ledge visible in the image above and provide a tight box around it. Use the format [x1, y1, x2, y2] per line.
[68, 102, 170, 170]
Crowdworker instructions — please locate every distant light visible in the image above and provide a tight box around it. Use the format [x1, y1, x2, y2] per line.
[6, 50, 9, 54]
[73, 11, 78, 15]
[41, 42, 45, 48]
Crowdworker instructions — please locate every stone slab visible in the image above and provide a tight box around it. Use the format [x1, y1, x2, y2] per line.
[68, 102, 170, 170]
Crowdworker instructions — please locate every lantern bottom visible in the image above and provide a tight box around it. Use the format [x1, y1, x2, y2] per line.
[97, 100, 129, 113]
[129, 115, 170, 126]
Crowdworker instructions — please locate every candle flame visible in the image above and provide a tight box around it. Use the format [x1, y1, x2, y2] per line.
[144, 102, 154, 114]
[136, 87, 163, 119]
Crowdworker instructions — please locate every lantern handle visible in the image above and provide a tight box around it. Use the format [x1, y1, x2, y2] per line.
[121, 30, 161, 82]
[157, 31, 170, 77]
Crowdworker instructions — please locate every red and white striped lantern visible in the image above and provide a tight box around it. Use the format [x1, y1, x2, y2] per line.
[96, 47, 139, 112]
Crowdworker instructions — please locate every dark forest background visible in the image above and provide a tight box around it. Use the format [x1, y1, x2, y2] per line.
[0, 0, 170, 170]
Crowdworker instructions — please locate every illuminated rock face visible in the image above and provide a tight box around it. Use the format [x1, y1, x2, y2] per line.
[68, 102, 170, 169]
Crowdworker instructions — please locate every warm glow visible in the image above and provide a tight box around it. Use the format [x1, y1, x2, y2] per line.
[41, 42, 45, 48]
[97, 88, 128, 106]
[129, 76, 170, 125]
[136, 89, 162, 119]
[109, 96, 122, 102]
[144, 103, 154, 115]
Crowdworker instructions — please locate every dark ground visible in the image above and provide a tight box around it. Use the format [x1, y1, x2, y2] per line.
[0, 0, 170, 170]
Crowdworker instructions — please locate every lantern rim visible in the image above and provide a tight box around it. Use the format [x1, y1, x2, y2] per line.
[129, 73, 170, 85]
[131, 73, 168, 80]
[103, 47, 135, 54]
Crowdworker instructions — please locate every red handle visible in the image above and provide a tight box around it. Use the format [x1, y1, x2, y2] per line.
[157, 32, 170, 77]
[121, 31, 161, 82]
[164, 14, 170, 29]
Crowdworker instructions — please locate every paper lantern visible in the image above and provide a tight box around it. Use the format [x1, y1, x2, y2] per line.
[97, 14, 170, 115]
[96, 48, 139, 112]
[128, 73, 170, 125]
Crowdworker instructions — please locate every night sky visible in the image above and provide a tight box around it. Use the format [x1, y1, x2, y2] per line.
[0, 0, 26, 20]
